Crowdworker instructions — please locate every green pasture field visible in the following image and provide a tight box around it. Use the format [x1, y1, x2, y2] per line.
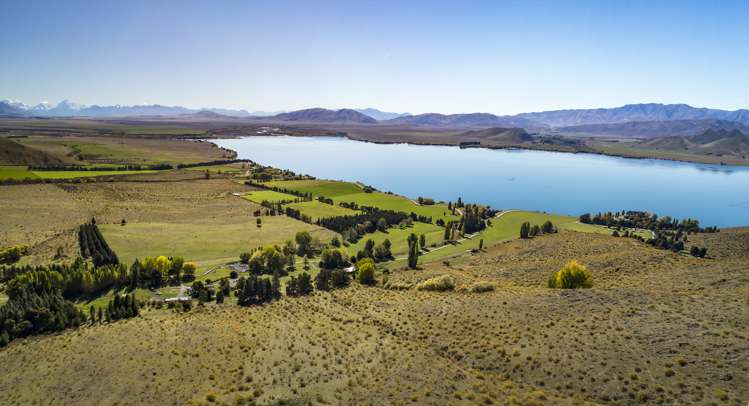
[265, 179, 363, 197]
[0, 165, 39, 180]
[0, 119, 204, 135]
[15, 136, 224, 165]
[242, 190, 300, 204]
[388, 211, 603, 266]
[99, 218, 336, 271]
[32, 169, 157, 179]
[265, 179, 459, 223]
[283, 200, 359, 221]
[0, 165, 156, 180]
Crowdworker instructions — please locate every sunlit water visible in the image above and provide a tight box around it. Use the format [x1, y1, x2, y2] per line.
[214, 136, 749, 227]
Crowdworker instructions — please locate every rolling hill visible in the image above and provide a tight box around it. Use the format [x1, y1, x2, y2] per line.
[0, 137, 67, 165]
[637, 128, 749, 157]
[271, 108, 378, 123]
[457, 127, 533, 144]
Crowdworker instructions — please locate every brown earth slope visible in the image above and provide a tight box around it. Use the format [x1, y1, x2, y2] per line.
[0, 230, 745, 405]
[0, 136, 66, 165]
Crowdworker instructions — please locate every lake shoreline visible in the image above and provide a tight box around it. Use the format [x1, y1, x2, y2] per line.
[212, 132, 749, 168]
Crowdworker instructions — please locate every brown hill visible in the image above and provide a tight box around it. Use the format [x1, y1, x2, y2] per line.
[639, 129, 749, 158]
[0, 137, 65, 165]
[458, 127, 533, 144]
[272, 108, 377, 124]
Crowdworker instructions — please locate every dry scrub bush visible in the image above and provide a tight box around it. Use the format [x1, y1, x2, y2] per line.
[547, 260, 592, 289]
[383, 281, 413, 290]
[458, 281, 496, 293]
[416, 275, 455, 292]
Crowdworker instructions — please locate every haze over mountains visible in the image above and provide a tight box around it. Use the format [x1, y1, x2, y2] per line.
[2, 99, 748, 139]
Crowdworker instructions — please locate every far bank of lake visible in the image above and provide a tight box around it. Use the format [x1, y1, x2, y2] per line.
[214, 135, 749, 228]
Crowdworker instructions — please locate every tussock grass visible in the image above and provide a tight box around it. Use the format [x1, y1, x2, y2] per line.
[416, 275, 455, 291]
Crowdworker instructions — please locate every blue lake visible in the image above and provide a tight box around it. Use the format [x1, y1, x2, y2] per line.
[214, 136, 749, 228]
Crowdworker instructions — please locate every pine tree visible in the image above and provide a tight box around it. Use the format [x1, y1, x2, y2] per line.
[272, 270, 281, 299]
[407, 233, 419, 269]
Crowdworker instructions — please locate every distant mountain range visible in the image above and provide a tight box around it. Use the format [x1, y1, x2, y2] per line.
[0, 99, 252, 118]
[354, 108, 410, 121]
[556, 119, 749, 138]
[2, 99, 749, 139]
[382, 113, 545, 130]
[517, 103, 749, 127]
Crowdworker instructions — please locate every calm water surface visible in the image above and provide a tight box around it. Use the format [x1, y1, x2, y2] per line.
[214, 136, 749, 227]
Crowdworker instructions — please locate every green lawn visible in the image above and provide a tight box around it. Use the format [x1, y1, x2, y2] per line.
[100, 218, 336, 271]
[284, 200, 359, 221]
[242, 190, 300, 204]
[266, 179, 363, 197]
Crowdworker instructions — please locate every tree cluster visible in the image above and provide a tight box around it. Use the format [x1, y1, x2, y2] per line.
[236, 274, 281, 306]
[314, 268, 350, 291]
[520, 221, 555, 239]
[78, 221, 119, 267]
[317, 206, 409, 236]
[286, 272, 313, 297]
[104, 293, 139, 321]
[579, 211, 718, 234]
[319, 248, 350, 269]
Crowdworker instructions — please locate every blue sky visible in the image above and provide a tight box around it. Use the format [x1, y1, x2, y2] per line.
[1, 0, 747, 114]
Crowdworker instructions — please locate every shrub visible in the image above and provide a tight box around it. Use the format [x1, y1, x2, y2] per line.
[356, 258, 376, 285]
[541, 220, 555, 234]
[416, 275, 455, 291]
[383, 281, 413, 290]
[0, 245, 28, 264]
[548, 260, 592, 289]
[529, 224, 540, 237]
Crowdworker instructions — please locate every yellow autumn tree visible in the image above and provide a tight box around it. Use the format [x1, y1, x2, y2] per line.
[548, 260, 592, 289]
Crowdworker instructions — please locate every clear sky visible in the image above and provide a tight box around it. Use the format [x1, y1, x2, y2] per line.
[1, 0, 747, 114]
